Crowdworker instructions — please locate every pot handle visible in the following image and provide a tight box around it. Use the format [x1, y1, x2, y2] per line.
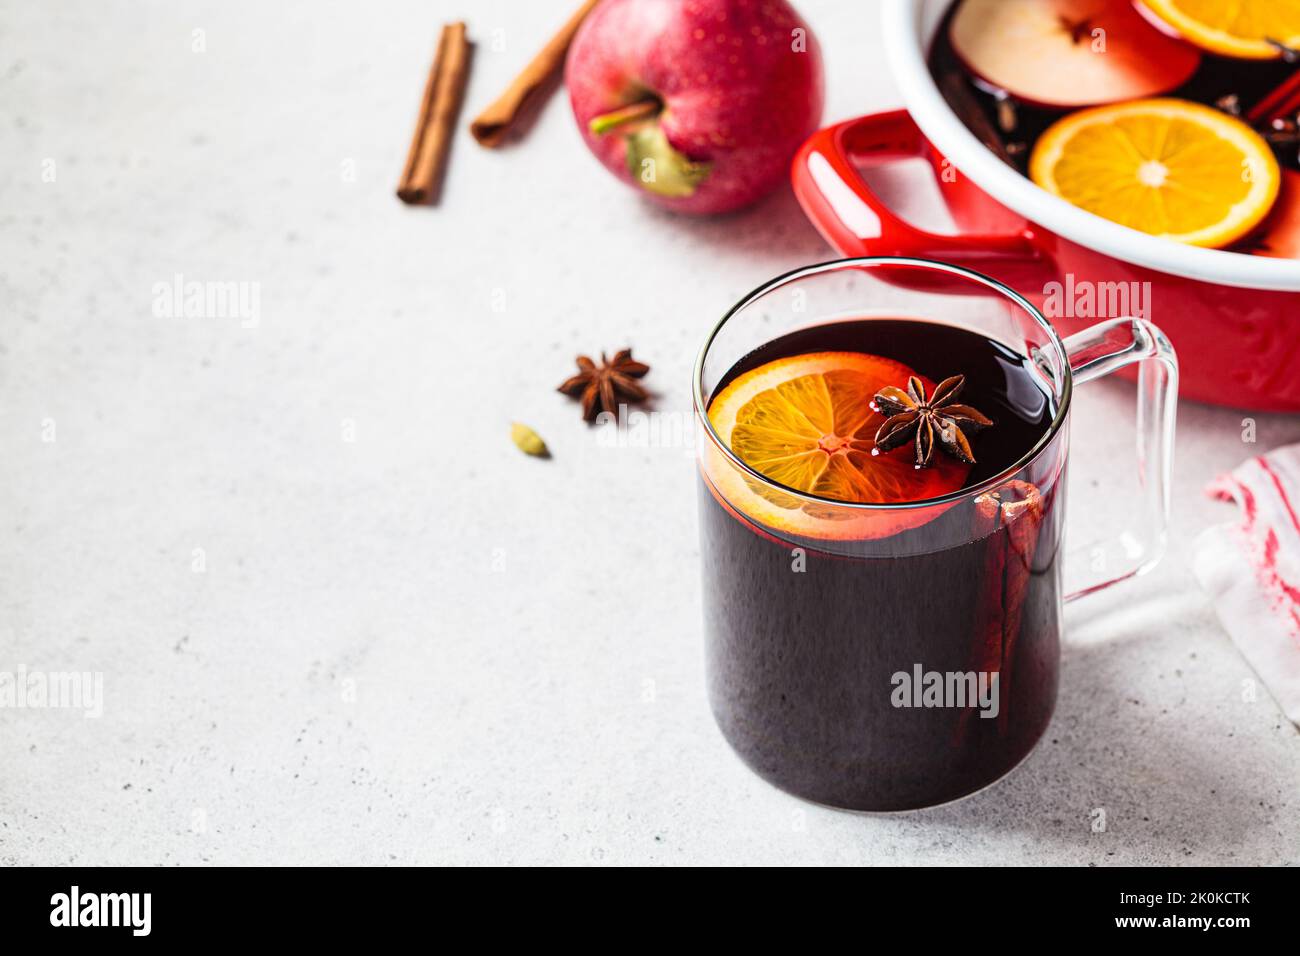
[792, 111, 1057, 285]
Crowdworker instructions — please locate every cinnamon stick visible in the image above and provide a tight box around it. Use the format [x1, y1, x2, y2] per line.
[1247, 69, 1300, 123]
[397, 21, 472, 205]
[469, 0, 601, 148]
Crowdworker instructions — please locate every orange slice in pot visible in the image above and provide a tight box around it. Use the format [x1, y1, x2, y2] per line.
[704, 352, 971, 540]
[1237, 169, 1300, 259]
[1138, 0, 1300, 60]
[1030, 98, 1281, 248]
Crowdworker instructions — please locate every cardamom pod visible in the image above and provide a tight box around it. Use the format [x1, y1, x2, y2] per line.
[510, 422, 549, 457]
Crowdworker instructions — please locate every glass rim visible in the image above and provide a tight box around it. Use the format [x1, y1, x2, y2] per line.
[691, 256, 1074, 512]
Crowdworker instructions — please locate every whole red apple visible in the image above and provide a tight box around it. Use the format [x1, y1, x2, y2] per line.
[565, 0, 824, 215]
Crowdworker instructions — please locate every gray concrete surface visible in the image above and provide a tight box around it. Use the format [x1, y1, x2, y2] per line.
[1, 0, 1296, 865]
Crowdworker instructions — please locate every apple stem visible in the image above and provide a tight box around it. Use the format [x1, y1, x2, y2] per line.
[588, 98, 661, 135]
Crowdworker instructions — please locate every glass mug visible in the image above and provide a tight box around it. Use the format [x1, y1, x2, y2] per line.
[693, 258, 1177, 811]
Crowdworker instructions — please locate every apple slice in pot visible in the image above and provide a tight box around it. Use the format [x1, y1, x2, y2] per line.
[949, 0, 1201, 109]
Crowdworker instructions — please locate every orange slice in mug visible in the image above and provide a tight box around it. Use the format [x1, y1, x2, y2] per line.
[1030, 98, 1280, 248]
[704, 352, 971, 540]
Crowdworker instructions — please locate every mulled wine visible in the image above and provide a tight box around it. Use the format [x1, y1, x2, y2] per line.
[698, 318, 1065, 810]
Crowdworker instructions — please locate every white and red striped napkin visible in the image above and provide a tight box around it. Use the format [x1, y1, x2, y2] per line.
[1194, 447, 1300, 725]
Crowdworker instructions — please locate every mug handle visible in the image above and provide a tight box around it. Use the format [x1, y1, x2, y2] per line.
[791, 111, 1058, 287]
[1061, 318, 1179, 601]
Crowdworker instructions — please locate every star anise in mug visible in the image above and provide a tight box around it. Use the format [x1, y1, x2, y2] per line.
[557, 348, 650, 421]
[873, 374, 994, 467]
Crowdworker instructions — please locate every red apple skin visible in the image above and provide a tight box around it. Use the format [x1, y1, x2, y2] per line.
[566, 0, 825, 215]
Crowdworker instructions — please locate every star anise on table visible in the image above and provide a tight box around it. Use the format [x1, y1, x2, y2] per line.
[873, 374, 994, 467]
[557, 348, 650, 421]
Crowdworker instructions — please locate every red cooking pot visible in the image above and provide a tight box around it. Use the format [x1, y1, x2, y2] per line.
[792, 0, 1300, 412]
